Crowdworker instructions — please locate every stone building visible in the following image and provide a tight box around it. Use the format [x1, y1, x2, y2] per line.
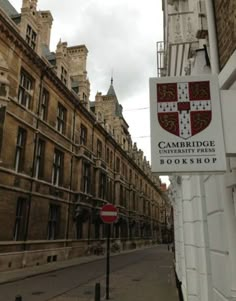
[0, 0, 165, 271]
[160, 0, 236, 300]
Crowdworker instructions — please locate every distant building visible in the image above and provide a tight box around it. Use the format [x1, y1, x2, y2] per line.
[0, 0, 166, 271]
[161, 1, 236, 300]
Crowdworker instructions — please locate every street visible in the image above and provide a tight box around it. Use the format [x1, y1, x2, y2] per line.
[0, 245, 178, 301]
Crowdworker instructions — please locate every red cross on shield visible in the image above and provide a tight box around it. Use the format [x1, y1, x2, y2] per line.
[156, 81, 212, 139]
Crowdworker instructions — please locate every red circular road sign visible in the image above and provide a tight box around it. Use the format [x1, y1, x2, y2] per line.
[100, 204, 118, 224]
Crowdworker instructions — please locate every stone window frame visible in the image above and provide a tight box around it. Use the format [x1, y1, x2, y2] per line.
[80, 124, 87, 146]
[18, 69, 34, 109]
[106, 177, 113, 203]
[41, 88, 49, 121]
[14, 127, 27, 172]
[106, 147, 110, 164]
[97, 139, 102, 159]
[13, 197, 27, 241]
[56, 102, 67, 135]
[99, 171, 107, 200]
[115, 156, 120, 173]
[26, 24, 37, 50]
[60, 66, 67, 85]
[51, 148, 64, 186]
[47, 204, 60, 240]
[35, 138, 45, 179]
[82, 160, 91, 194]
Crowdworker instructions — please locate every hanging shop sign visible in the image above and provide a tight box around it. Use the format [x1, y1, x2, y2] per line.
[149, 75, 226, 174]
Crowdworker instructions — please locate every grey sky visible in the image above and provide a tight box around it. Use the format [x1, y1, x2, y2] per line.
[9, 0, 164, 164]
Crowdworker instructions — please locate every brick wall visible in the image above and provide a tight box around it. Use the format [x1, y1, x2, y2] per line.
[214, 0, 236, 69]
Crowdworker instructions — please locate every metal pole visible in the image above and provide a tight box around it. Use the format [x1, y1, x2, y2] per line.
[106, 223, 111, 300]
[94, 282, 101, 301]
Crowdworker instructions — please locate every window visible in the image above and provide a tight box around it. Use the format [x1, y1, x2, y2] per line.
[82, 162, 91, 193]
[82, 92, 87, 103]
[116, 157, 120, 173]
[56, 103, 67, 134]
[13, 198, 27, 240]
[52, 149, 64, 186]
[121, 163, 127, 179]
[15, 127, 27, 172]
[18, 69, 34, 109]
[125, 188, 128, 208]
[0, 107, 6, 156]
[120, 185, 124, 207]
[35, 139, 45, 179]
[110, 151, 113, 168]
[107, 178, 113, 202]
[61, 66, 67, 85]
[26, 25, 37, 50]
[99, 172, 107, 199]
[41, 88, 49, 121]
[133, 192, 136, 211]
[47, 204, 60, 240]
[129, 169, 133, 183]
[80, 124, 87, 145]
[0, 83, 7, 97]
[97, 139, 102, 158]
[72, 85, 79, 94]
[106, 147, 109, 164]
[76, 219, 83, 239]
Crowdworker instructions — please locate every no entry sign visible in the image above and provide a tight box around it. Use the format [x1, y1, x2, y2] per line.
[100, 204, 118, 224]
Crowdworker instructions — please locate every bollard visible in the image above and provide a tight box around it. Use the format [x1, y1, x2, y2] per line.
[15, 295, 22, 301]
[94, 282, 101, 301]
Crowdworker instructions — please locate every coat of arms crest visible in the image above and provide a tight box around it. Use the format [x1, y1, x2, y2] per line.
[156, 81, 212, 139]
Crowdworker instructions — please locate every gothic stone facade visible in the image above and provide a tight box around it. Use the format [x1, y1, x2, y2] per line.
[0, 0, 164, 271]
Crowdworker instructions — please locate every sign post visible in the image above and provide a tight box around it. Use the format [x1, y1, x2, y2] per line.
[100, 204, 118, 300]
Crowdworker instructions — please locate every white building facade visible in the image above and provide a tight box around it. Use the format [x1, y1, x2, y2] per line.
[159, 1, 236, 300]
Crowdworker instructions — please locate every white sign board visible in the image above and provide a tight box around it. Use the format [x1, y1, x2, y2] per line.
[149, 75, 226, 174]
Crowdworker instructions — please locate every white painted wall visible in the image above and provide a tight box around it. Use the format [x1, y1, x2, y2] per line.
[165, 1, 236, 301]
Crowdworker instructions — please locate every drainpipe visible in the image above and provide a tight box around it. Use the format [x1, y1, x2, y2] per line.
[205, 0, 219, 74]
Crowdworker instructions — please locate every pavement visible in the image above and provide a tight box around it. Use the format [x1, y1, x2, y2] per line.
[0, 245, 179, 301]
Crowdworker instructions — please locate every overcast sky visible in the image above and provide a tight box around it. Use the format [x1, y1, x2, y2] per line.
[9, 0, 169, 184]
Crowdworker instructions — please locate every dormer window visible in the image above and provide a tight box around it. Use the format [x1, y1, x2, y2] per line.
[82, 92, 87, 102]
[26, 25, 37, 50]
[61, 66, 67, 85]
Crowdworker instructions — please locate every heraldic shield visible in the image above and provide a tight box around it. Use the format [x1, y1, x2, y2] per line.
[156, 81, 212, 139]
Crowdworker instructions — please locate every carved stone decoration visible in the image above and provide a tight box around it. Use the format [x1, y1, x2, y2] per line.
[174, 15, 183, 43]
[0, 53, 9, 106]
[186, 16, 194, 42]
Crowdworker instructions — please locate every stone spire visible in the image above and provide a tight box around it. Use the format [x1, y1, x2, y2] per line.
[107, 76, 117, 98]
